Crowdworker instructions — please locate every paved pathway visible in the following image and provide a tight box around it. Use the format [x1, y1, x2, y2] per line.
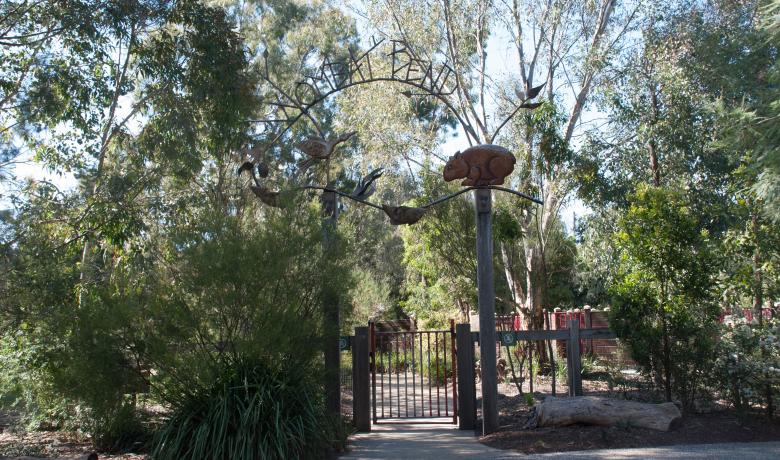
[372, 374, 456, 420]
[340, 422, 780, 459]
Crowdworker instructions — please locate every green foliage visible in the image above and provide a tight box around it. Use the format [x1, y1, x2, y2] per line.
[0, 193, 352, 450]
[573, 211, 622, 307]
[424, 355, 454, 387]
[152, 357, 344, 460]
[609, 184, 719, 409]
[712, 319, 780, 416]
[400, 174, 476, 325]
[555, 356, 568, 383]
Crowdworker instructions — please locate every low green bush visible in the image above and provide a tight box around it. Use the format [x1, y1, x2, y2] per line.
[152, 357, 343, 460]
[712, 319, 780, 417]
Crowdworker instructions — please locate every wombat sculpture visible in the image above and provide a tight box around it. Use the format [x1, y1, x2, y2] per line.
[442, 144, 516, 186]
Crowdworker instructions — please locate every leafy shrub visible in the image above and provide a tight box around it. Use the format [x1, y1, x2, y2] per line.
[0, 201, 352, 452]
[152, 357, 342, 460]
[712, 319, 780, 416]
[609, 185, 720, 409]
[84, 399, 150, 452]
[555, 356, 568, 383]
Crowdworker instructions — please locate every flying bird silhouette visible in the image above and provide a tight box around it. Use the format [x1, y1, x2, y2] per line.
[351, 167, 384, 200]
[296, 131, 357, 170]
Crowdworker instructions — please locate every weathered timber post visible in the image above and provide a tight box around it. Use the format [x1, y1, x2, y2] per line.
[353, 326, 371, 431]
[450, 319, 459, 425]
[566, 319, 583, 396]
[584, 306, 593, 354]
[456, 323, 476, 430]
[322, 190, 341, 418]
[475, 188, 498, 434]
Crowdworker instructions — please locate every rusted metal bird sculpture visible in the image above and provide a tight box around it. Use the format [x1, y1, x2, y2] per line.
[238, 159, 281, 208]
[382, 204, 427, 225]
[237, 144, 265, 163]
[296, 131, 357, 170]
[514, 82, 546, 102]
[351, 167, 384, 200]
[237, 161, 269, 182]
[250, 185, 282, 208]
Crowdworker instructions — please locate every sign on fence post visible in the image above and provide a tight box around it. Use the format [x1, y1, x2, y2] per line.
[500, 331, 517, 346]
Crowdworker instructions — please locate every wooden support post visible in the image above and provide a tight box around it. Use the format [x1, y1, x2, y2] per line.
[353, 327, 370, 432]
[475, 188, 498, 434]
[456, 323, 476, 430]
[584, 307, 593, 354]
[322, 190, 341, 418]
[567, 319, 583, 396]
[450, 319, 459, 425]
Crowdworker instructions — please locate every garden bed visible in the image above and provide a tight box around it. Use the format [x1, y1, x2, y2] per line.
[480, 392, 780, 454]
[0, 411, 145, 460]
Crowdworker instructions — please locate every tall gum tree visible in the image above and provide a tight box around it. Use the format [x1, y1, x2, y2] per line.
[1, 0, 256, 307]
[357, 0, 639, 331]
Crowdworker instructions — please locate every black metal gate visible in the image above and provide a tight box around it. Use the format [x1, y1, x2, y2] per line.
[369, 320, 458, 423]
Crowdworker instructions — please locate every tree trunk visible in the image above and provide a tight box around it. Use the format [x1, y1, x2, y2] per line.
[662, 313, 672, 402]
[752, 211, 763, 325]
[752, 209, 774, 417]
[528, 396, 682, 431]
[648, 81, 661, 187]
[500, 241, 525, 308]
[525, 246, 545, 331]
[524, 245, 550, 368]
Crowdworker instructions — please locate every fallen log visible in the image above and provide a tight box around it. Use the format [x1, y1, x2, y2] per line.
[527, 396, 681, 431]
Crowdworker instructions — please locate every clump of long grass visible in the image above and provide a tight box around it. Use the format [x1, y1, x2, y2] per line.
[152, 357, 341, 460]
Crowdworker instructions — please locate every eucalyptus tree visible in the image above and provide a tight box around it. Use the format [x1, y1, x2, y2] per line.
[1, 0, 256, 307]
[0, 0, 261, 442]
[577, 0, 780, 318]
[756, 0, 780, 222]
[351, 0, 640, 332]
[575, 0, 780, 413]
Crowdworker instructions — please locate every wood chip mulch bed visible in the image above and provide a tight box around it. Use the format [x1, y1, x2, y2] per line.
[480, 393, 780, 454]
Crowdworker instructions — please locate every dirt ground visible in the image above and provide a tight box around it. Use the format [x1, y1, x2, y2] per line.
[479, 376, 780, 454]
[0, 390, 360, 460]
[4, 377, 779, 458]
[0, 412, 145, 460]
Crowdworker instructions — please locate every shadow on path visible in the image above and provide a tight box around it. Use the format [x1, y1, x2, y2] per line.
[340, 422, 780, 460]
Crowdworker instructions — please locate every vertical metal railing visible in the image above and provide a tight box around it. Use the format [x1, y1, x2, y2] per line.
[370, 325, 458, 422]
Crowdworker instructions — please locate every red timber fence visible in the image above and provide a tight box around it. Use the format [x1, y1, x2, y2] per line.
[349, 317, 617, 433]
[492, 307, 625, 362]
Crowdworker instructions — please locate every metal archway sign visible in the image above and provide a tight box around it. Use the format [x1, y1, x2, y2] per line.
[241, 36, 544, 435]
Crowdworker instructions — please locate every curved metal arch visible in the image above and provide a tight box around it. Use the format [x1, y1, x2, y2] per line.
[261, 77, 480, 148]
[252, 38, 482, 149]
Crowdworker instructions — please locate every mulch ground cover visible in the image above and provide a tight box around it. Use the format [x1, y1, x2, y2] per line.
[480, 392, 780, 454]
